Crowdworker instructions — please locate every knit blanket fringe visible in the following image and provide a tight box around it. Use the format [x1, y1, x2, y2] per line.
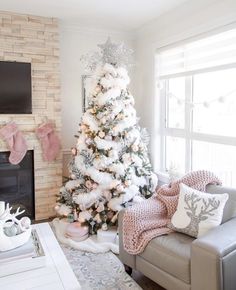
[123, 170, 222, 255]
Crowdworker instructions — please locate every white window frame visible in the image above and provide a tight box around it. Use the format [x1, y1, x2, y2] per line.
[158, 62, 236, 180]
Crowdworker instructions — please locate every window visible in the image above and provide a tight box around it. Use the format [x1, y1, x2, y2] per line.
[157, 27, 236, 187]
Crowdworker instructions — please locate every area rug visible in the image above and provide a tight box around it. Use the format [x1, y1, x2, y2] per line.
[51, 223, 142, 290]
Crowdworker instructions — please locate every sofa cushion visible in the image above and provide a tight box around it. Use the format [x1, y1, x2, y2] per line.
[169, 183, 229, 238]
[140, 232, 193, 284]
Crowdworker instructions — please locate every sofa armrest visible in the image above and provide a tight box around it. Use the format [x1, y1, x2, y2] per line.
[118, 209, 136, 269]
[191, 217, 236, 290]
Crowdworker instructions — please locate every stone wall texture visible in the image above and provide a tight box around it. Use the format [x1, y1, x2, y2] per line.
[0, 11, 62, 220]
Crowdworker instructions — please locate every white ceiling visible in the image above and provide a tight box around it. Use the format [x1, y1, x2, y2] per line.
[0, 0, 189, 31]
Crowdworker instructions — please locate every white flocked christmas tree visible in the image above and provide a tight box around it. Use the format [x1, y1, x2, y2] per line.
[56, 38, 157, 233]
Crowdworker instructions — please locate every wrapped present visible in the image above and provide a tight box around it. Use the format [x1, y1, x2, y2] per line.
[65, 222, 89, 242]
[97, 228, 118, 244]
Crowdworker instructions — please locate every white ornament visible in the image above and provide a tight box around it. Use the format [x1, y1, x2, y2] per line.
[203, 102, 210, 108]
[4, 224, 18, 237]
[20, 217, 31, 229]
[131, 144, 139, 152]
[105, 135, 112, 141]
[108, 149, 118, 159]
[101, 223, 108, 231]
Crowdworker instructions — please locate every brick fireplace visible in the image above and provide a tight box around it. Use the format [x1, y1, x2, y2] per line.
[0, 11, 62, 220]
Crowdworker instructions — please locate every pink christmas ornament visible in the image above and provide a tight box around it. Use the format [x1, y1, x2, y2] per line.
[95, 85, 101, 93]
[81, 124, 86, 130]
[92, 183, 98, 189]
[103, 190, 112, 201]
[96, 202, 105, 213]
[71, 147, 77, 156]
[125, 180, 132, 187]
[131, 144, 139, 152]
[85, 180, 92, 189]
[117, 184, 125, 192]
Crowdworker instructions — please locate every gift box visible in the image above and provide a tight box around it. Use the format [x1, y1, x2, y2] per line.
[97, 228, 118, 244]
[65, 222, 89, 242]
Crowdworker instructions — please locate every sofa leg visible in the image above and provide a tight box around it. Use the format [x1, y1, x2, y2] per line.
[124, 265, 133, 276]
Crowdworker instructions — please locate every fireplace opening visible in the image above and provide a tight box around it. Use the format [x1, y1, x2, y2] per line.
[0, 150, 35, 219]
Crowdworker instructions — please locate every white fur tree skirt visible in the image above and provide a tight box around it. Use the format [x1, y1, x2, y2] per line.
[52, 218, 119, 254]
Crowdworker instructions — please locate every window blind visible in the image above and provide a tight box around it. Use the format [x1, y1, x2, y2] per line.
[157, 27, 236, 78]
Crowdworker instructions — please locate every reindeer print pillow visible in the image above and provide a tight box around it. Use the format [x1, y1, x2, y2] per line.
[169, 183, 229, 238]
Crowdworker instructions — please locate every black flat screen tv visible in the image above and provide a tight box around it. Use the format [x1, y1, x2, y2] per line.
[0, 61, 32, 114]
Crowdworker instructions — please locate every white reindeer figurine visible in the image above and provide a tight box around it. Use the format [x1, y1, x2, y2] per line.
[0, 204, 31, 252]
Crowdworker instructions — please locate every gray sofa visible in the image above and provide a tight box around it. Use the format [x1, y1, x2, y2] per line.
[119, 184, 236, 290]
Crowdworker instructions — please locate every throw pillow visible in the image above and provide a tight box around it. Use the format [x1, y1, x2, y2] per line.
[169, 183, 229, 238]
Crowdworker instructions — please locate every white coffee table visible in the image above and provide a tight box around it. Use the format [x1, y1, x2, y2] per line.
[0, 223, 81, 290]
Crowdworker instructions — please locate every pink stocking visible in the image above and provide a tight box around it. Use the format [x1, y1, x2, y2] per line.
[0, 122, 28, 165]
[36, 122, 60, 162]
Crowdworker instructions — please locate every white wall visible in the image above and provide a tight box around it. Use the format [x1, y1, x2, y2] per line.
[133, 0, 236, 168]
[59, 24, 134, 151]
[59, 0, 236, 173]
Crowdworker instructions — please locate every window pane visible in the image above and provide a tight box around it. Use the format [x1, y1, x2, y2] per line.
[192, 140, 236, 187]
[165, 136, 185, 174]
[193, 68, 236, 137]
[167, 77, 185, 129]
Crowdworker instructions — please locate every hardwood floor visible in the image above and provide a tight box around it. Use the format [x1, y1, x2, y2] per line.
[132, 270, 165, 290]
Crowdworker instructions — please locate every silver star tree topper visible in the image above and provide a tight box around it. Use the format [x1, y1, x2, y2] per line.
[81, 37, 134, 72]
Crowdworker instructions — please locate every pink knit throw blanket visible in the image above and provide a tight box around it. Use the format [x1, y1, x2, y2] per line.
[123, 170, 222, 255]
